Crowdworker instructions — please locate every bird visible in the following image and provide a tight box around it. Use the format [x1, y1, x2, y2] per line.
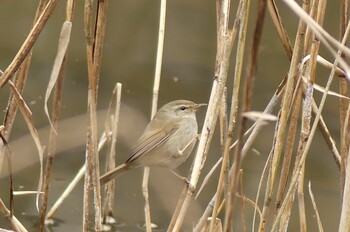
[100, 100, 206, 184]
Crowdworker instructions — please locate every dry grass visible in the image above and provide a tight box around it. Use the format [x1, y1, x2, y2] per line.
[1, 0, 350, 231]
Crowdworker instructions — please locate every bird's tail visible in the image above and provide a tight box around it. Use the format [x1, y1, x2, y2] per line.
[100, 163, 129, 185]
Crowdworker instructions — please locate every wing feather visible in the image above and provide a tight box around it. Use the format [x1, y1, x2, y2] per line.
[125, 127, 179, 164]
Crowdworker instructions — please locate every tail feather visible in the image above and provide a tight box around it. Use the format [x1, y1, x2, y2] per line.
[100, 163, 129, 185]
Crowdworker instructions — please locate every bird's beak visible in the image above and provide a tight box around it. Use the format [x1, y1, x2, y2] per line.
[194, 103, 207, 110]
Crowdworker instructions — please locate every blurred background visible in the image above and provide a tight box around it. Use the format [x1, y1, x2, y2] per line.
[0, 0, 344, 231]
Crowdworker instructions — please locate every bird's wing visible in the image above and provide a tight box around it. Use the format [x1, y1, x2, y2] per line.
[125, 126, 179, 164]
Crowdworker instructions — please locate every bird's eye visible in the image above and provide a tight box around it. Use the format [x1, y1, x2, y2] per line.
[180, 106, 187, 111]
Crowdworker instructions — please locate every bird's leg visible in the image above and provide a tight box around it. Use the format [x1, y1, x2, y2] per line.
[178, 134, 201, 155]
[169, 169, 189, 185]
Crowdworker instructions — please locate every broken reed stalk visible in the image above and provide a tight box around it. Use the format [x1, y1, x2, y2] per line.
[103, 83, 122, 221]
[170, 0, 238, 231]
[83, 0, 109, 230]
[141, 0, 167, 231]
[38, 0, 75, 230]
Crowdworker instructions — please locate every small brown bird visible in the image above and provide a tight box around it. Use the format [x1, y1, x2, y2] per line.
[100, 100, 206, 184]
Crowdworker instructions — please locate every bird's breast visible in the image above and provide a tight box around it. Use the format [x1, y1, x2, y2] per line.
[161, 119, 198, 169]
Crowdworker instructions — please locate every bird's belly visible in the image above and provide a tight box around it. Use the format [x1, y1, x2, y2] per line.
[160, 126, 197, 169]
[138, 124, 198, 169]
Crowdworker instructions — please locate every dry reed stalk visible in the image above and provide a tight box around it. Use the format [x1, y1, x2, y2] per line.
[83, 1, 97, 227]
[196, 75, 285, 232]
[209, 90, 228, 232]
[339, 0, 350, 198]
[282, 0, 350, 75]
[293, 57, 344, 170]
[168, 186, 188, 230]
[210, 0, 250, 230]
[38, 1, 75, 229]
[200, 218, 223, 232]
[83, 0, 109, 230]
[300, 55, 345, 77]
[272, 11, 350, 232]
[295, 1, 327, 230]
[278, 0, 346, 230]
[303, 1, 316, 54]
[339, 36, 350, 229]
[311, 100, 341, 167]
[140, 0, 167, 231]
[224, 0, 267, 230]
[193, 194, 217, 232]
[258, 0, 307, 229]
[340, 78, 350, 230]
[275, 80, 302, 213]
[38, 59, 66, 231]
[238, 170, 246, 231]
[169, 0, 238, 230]
[252, 144, 274, 232]
[197, 106, 280, 200]
[308, 182, 324, 232]
[198, 110, 277, 199]
[241, 76, 285, 153]
[272, 0, 327, 228]
[221, 0, 251, 228]
[297, 166, 306, 232]
[267, 0, 292, 59]
[219, 89, 228, 149]
[102, 83, 122, 222]
[141, 168, 152, 231]
[339, 138, 350, 230]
